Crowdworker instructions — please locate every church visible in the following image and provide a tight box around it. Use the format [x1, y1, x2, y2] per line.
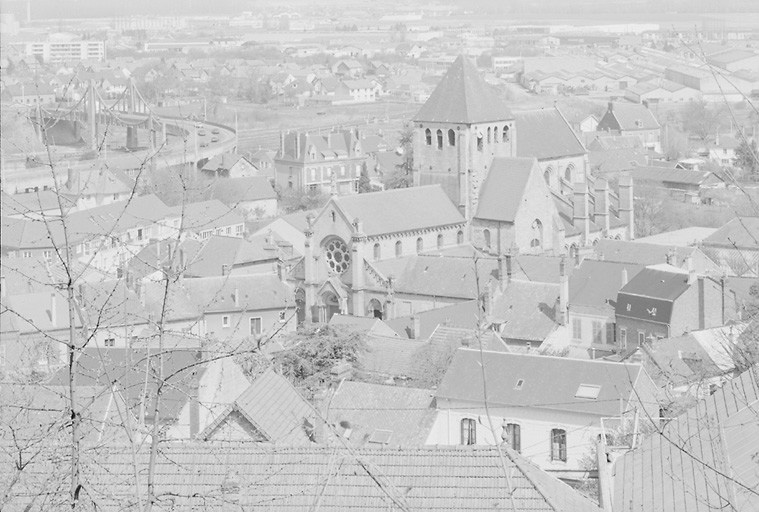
[291, 55, 634, 323]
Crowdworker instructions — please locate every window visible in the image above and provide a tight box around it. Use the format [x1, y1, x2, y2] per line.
[575, 384, 601, 400]
[448, 129, 455, 146]
[572, 318, 582, 340]
[104, 338, 115, 347]
[483, 229, 491, 249]
[477, 133, 483, 152]
[494, 126, 499, 142]
[137, 228, 143, 241]
[550, 429, 567, 462]
[514, 379, 524, 390]
[502, 125, 510, 143]
[373, 243, 381, 261]
[544, 169, 551, 185]
[222, 315, 230, 328]
[249, 317, 262, 336]
[425, 128, 432, 145]
[236, 225, 243, 235]
[436, 129, 443, 149]
[487, 126, 491, 143]
[437, 234, 444, 250]
[395, 240, 403, 257]
[456, 230, 464, 245]
[324, 238, 351, 274]
[565, 164, 574, 183]
[620, 328, 627, 348]
[461, 418, 477, 445]
[592, 321, 603, 344]
[43, 250, 52, 262]
[606, 323, 615, 344]
[530, 219, 543, 249]
[506, 423, 521, 452]
[226, 226, 231, 235]
[638, 331, 645, 345]
[416, 237, 423, 254]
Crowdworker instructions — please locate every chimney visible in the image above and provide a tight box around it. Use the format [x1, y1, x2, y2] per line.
[665, 249, 676, 266]
[618, 173, 635, 240]
[295, 132, 301, 159]
[594, 179, 610, 234]
[279, 130, 285, 156]
[233, 287, 239, 308]
[189, 371, 200, 438]
[50, 292, 57, 327]
[411, 314, 421, 340]
[687, 256, 696, 285]
[558, 256, 569, 326]
[221, 264, 230, 276]
[607, 101, 613, 114]
[0, 275, 5, 298]
[573, 183, 590, 244]
[621, 268, 628, 288]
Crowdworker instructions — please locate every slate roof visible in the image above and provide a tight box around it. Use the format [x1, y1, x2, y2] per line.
[170, 199, 244, 233]
[200, 368, 314, 445]
[702, 217, 759, 250]
[326, 381, 436, 447]
[65, 168, 134, 197]
[514, 108, 587, 160]
[0, 189, 74, 216]
[606, 103, 660, 131]
[437, 349, 645, 417]
[331, 185, 465, 237]
[615, 268, 692, 324]
[1, 443, 602, 512]
[596, 239, 717, 273]
[491, 280, 560, 343]
[414, 55, 513, 124]
[475, 157, 537, 223]
[183, 235, 242, 277]
[630, 166, 718, 187]
[612, 365, 759, 512]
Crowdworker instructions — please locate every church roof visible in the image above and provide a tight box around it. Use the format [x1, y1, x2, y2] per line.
[514, 108, 587, 160]
[332, 185, 465, 237]
[414, 55, 513, 124]
[475, 157, 537, 223]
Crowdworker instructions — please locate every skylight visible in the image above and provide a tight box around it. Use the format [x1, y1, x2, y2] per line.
[514, 379, 524, 390]
[575, 384, 601, 400]
[368, 429, 392, 445]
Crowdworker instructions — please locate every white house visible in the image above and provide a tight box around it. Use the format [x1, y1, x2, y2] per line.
[427, 349, 660, 477]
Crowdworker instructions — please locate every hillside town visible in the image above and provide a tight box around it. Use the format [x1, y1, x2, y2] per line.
[1, 1, 759, 511]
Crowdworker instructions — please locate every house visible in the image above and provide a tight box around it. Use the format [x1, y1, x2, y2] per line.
[596, 102, 661, 152]
[169, 199, 246, 240]
[624, 79, 700, 104]
[333, 79, 376, 104]
[429, 349, 660, 476]
[2, 83, 56, 105]
[628, 166, 722, 203]
[63, 168, 134, 210]
[200, 152, 260, 178]
[251, 208, 315, 256]
[205, 176, 278, 219]
[567, 259, 644, 357]
[274, 130, 366, 195]
[332, 59, 363, 78]
[706, 48, 759, 73]
[595, 238, 722, 275]
[700, 216, 759, 277]
[197, 368, 314, 443]
[2, 443, 604, 512]
[706, 133, 740, 167]
[614, 265, 737, 352]
[0, 189, 75, 219]
[607, 365, 759, 512]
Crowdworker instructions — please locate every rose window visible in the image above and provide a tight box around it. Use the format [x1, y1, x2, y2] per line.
[325, 239, 350, 274]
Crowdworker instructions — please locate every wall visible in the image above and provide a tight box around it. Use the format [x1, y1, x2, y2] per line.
[615, 316, 668, 351]
[204, 308, 296, 342]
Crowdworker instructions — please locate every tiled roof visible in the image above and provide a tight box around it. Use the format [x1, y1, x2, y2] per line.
[414, 55, 514, 124]
[569, 260, 644, 310]
[618, 267, 691, 301]
[170, 199, 244, 233]
[200, 368, 313, 445]
[437, 348, 645, 417]
[605, 102, 660, 131]
[475, 157, 537, 223]
[630, 166, 717, 186]
[612, 365, 759, 512]
[207, 176, 277, 204]
[492, 280, 560, 343]
[331, 185, 465, 237]
[514, 108, 587, 160]
[326, 381, 436, 447]
[184, 235, 242, 277]
[1, 443, 602, 511]
[65, 168, 134, 196]
[596, 239, 715, 272]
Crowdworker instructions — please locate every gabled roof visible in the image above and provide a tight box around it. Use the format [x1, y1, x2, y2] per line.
[2, 443, 602, 512]
[514, 108, 587, 160]
[206, 176, 277, 204]
[569, 260, 644, 311]
[612, 366, 759, 512]
[702, 217, 759, 250]
[171, 199, 244, 233]
[200, 368, 313, 445]
[491, 280, 561, 343]
[437, 348, 644, 417]
[475, 157, 537, 223]
[330, 184, 464, 237]
[414, 55, 513, 124]
[604, 102, 660, 131]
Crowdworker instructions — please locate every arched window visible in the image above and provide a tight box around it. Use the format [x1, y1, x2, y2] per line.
[373, 242, 381, 261]
[477, 132, 483, 152]
[416, 237, 423, 253]
[395, 240, 403, 257]
[456, 230, 464, 245]
[530, 219, 543, 249]
[461, 418, 476, 445]
[425, 128, 432, 145]
[494, 126, 499, 142]
[483, 229, 491, 249]
[437, 233, 444, 249]
[569, 244, 578, 261]
[550, 429, 567, 462]
[436, 129, 443, 149]
[448, 129, 455, 146]
[330, 211, 336, 222]
[565, 164, 574, 183]
[502, 125, 510, 143]
[543, 168, 552, 185]
[487, 127, 491, 143]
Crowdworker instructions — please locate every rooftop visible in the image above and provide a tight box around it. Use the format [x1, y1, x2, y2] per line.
[514, 108, 587, 160]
